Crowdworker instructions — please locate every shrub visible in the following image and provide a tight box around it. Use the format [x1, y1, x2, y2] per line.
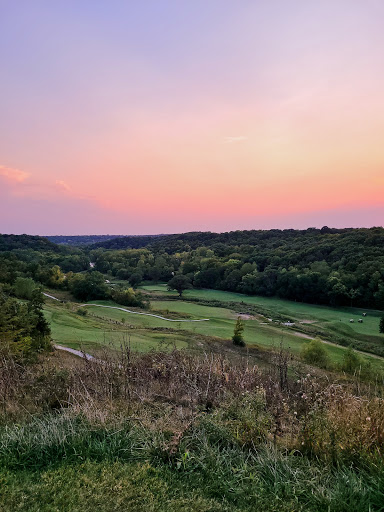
[111, 287, 148, 308]
[340, 347, 364, 374]
[301, 339, 330, 368]
[380, 316, 384, 334]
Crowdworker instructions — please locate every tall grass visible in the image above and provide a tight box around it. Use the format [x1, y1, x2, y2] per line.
[0, 346, 383, 511]
[0, 413, 383, 511]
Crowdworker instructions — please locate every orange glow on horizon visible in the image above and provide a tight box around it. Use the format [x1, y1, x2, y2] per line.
[1, 1, 384, 234]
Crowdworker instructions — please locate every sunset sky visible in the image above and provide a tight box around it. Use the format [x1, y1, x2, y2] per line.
[1, 1, 384, 235]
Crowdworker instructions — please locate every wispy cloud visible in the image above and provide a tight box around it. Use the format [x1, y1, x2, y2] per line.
[223, 136, 248, 144]
[0, 165, 30, 183]
[55, 180, 71, 192]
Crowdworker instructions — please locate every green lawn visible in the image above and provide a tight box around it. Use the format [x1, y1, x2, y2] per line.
[43, 288, 384, 372]
[149, 300, 384, 368]
[88, 299, 305, 351]
[141, 285, 384, 341]
[43, 304, 187, 353]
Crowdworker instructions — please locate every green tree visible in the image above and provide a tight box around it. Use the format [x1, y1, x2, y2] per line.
[69, 271, 109, 302]
[46, 265, 66, 288]
[232, 317, 245, 346]
[13, 276, 39, 300]
[167, 275, 192, 297]
[0, 288, 51, 356]
[129, 272, 143, 288]
[348, 288, 360, 307]
[380, 316, 384, 334]
[111, 286, 147, 308]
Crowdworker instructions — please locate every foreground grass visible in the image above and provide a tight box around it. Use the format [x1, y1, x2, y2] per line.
[1, 414, 383, 512]
[1, 345, 384, 512]
[1, 461, 232, 512]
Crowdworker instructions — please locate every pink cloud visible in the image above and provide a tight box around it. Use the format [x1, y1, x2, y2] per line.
[55, 180, 71, 192]
[0, 165, 30, 183]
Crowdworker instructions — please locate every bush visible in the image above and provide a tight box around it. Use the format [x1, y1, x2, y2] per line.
[380, 316, 384, 334]
[301, 339, 330, 369]
[68, 272, 109, 302]
[340, 347, 369, 375]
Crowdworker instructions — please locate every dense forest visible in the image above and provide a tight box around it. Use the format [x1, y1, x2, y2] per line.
[90, 227, 384, 309]
[1, 227, 384, 309]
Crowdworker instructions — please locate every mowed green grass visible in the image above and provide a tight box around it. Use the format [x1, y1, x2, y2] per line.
[43, 292, 384, 372]
[149, 300, 384, 368]
[43, 304, 187, 354]
[89, 299, 302, 350]
[141, 284, 383, 340]
[79, 299, 382, 370]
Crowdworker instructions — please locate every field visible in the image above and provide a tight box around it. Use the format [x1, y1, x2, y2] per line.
[43, 303, 188, 354]
[43, 285, 384, 373]
[141, 284, 384, 338]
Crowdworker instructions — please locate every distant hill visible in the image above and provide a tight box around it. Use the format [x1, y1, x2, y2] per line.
[90, 227, 384, 253]
[0, 233, 61, 253]
[47, 235, 163, 247]
[89, 234, 163, 249]
[47, 235, 131, 246]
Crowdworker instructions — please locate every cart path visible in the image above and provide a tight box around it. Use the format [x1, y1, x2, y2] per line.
[43, 292, 209, 322]
[54, 344, 96, 360]
[43, 292, 61, 301]
[79, 303, 210, 322]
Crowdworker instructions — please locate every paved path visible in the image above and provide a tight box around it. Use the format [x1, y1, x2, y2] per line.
[54, 344, 95, 360]
[43, 291, 210, 322]
[43, 292, 61, 301]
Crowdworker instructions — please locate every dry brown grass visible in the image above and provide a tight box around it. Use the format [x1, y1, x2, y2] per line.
[1, 345, 383, 462]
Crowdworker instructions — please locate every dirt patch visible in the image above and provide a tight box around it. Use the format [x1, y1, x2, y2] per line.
[293, 331, 315, 340]
[236, 313, 256, 320]
[299, 320, 317, 324]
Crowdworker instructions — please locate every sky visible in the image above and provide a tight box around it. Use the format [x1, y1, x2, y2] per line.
[1, 0, 383, 235]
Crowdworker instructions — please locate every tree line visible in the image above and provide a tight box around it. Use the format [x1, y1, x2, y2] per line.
[0, 227, 384, 310]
